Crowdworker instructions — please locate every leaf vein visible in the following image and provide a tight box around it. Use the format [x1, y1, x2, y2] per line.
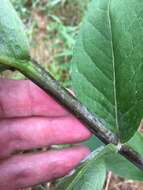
[108, 0, 119, 133]
[81, 36, 113, 81]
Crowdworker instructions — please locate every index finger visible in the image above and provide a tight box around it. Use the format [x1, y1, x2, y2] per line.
[0, 79, 69, 118]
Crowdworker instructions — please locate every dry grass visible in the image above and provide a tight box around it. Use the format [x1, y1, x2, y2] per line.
[104, 173, 143, 190]
[22, 173, 143, 190]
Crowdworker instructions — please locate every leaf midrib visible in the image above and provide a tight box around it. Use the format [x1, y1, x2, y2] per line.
[108, 0, 119, 135]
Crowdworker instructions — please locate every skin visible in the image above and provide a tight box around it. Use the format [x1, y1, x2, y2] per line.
[0, 79, 91, 190]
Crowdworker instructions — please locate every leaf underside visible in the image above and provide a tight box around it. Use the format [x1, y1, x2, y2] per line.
[0, 0, 30, 71]
[71, 0, 143, 142]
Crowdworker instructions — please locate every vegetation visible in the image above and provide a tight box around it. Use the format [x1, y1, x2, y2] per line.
[1, 0, 143, 189]
[9, 0, 89, 86]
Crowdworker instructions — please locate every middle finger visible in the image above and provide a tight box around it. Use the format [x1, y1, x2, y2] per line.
[0, 116, 91, 158]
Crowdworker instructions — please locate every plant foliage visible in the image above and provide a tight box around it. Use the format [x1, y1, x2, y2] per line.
[0, 0, 143, 189]
[71, 0, 143, 187]
[72, 0, 143, 143]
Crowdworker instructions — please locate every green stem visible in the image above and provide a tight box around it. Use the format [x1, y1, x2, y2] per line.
[0, 56, 143, 171]
[27, 61, 118, 144]
[0, 56, 118, 145]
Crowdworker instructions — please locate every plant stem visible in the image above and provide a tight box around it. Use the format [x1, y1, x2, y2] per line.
[119, 145, 143, 171]
[21, 60, 119, 146]
[0, 57, 143, 171]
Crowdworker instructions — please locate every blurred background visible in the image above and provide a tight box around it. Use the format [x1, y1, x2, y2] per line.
[5, 0, 90, 87]
[3, 0, 143, 189]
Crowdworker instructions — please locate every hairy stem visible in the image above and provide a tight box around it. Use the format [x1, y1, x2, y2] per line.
[0, 57, 143, 171]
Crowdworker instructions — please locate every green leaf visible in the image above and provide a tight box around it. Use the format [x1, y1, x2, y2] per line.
[84, 133, 143, 180]
[83, 136, 103, 151]
[105, 153, 143, 180]
[105, 132, 143, 180]
[54, 146, 115, 190]
[127, 131, 143, 155]
[0, 0, 30, 67]
[71, 0, 143, 142]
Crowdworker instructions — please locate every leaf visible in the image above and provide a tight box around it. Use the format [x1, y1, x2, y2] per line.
[127, 131, 143, 155]
[105, 153, 143, 180]
[83, 133, 143, 180]
[83, 136, 103, 151]
[105, 132, 143, 180]
[106, 157, 143, 181]
[54, 146, 115, 190]
[0, 0, 30, 67]
[71, 0, 143, 142]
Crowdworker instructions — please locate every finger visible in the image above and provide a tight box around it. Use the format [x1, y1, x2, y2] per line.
[0, 117, 91, 158]
[0, 146, 90, 190]
[0, 79, 69, 118]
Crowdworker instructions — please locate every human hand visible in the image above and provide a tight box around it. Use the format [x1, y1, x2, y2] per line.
[0, 79, 91, 190]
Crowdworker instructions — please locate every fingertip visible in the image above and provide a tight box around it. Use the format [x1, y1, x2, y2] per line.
[64, 145, 91, 165]
[73, 145, 91, 156]
[65, 117, 92, 142]
[0, 146, 91, 190]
